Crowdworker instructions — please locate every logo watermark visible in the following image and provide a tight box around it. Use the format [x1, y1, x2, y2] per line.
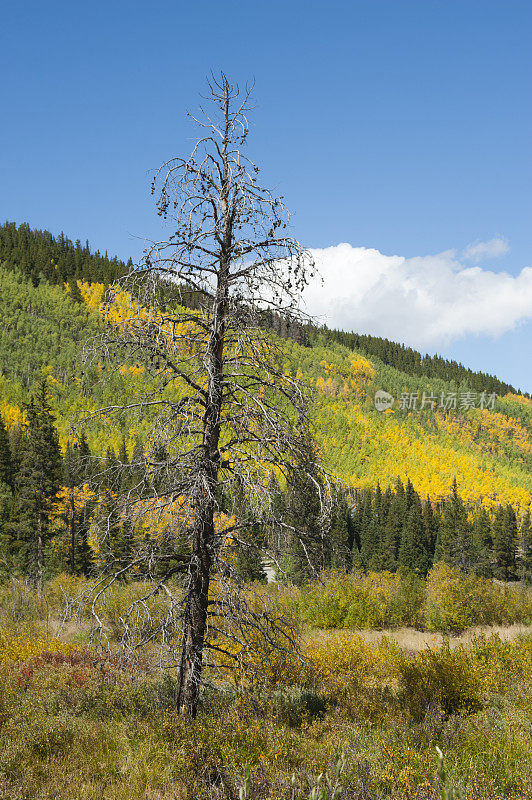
[374, 389, 497, 412]
[374, 390, 395, 412]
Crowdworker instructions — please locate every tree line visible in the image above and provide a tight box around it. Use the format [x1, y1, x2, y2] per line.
[0, 221, 130, 289]
[348, 477, 532, 582]
[1, 384, 530, 592]
[306, 327, 525, 398]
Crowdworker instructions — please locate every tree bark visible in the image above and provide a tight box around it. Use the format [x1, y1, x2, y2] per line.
[176, 287, 226, 716]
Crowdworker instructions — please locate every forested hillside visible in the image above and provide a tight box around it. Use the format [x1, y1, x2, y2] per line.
[0, 224, 531, 586]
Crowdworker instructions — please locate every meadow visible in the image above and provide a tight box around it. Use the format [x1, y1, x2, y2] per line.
[2, 569, 532, 799]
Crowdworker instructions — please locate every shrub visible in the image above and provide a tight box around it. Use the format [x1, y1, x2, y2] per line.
[44, 572, 93, 618]
[270, 686, 328, 727]
[397, 641, 483, 722]
[97, 580, 173, 641]
[0, 626, 75, 664]
[0, 579, 46, 625]
[305, 631, 391, 697]
[469, 632, 532, 693]
[299, 570, 424, 630]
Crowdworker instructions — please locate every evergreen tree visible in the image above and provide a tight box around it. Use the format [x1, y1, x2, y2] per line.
[11, 382, 62, 592]
[68, 279, 83, 303]
[282, 428, 326, 584]
[359, 491, 378, 569]
[435, 478, 476, 572]
[519, 512, 532, 585]
[492, 504, 518, 581]
[127, 436, 146, 495]
[504, 505, 519, 581]
[62, 440, 93, 575]
[0, 417, 14, 489]
[327, 486, 353, 569]
[93, 491, 123, 573]
[149, 442, 170, 494]
[398, 494, 430, 576]
[0, 480, 13, 578]
[405, 478, 417, 511]
[472, 506, 493, 578]
[380, 491, 405, 571]
[491, 505, 519, 581]
[350, 491, 367, 566]
[422, 498, 439, 563]
[103, 446, 121, 491]
[77, 432, 93, 484]
[234, 524, 267, 582]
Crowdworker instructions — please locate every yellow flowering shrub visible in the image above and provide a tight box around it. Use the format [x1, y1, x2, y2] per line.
[304, 631, 391, 696]
[0, 628, 75, 663]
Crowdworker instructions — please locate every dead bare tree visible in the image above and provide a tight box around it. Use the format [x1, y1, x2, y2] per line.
[84, 73, 327, 717]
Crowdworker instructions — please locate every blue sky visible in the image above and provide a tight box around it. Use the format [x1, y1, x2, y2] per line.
[1, 0, 530, 391]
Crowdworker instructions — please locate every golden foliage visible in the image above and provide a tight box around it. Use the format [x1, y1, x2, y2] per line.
[0, 628, 75, 664]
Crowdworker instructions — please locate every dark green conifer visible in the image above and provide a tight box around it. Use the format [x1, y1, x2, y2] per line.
[472, 506, 493, 578]
[398, 495, 430, 576]
[520, 512, 532, 584]
[422, 498, 439, 561]
[68, 279, 83, 303]
[12, 382, 62, 592]
[0, 417, 13, 489]
[234, 525, 267, 582]
[380, 491, 405, 571]
[282, 428, 326, 584]
[492, 504, 518, 581]
[435, 478, 476, 572]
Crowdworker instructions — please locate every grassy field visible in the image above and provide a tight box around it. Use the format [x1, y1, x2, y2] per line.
[1, 575, 532, 798]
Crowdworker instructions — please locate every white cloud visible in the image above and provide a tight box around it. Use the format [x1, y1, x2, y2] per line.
[461, 237, 510, 263]
[302, 243, 532, 350]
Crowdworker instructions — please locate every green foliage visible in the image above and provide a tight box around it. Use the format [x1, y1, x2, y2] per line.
[285, 563, 532, 634]
[0, 221, 129, 287]
[435, 479, 476, 572]
[436, 747, 464, 800]
[425, 563, 532, 633]
[492, 504, 519, 581]
[6, 382, 62, 584]
[0, 417, 13, 489]
[0, 265, 100, 393]
[270, 686, 328, 727]
[397, 641, 483, 721]
[520, 512, 532, 584]
[307, 325, 522, 398]
[298, 570, 425, 630]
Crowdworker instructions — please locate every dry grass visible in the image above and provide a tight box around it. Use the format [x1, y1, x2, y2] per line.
[306, 623, 532, 651]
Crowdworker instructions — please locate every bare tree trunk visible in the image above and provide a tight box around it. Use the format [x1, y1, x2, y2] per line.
[176, 497, 214, 716]
[177, 287, 225, 716]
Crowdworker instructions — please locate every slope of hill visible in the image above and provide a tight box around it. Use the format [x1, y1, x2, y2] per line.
[0, 256, 530, 515]
[2, 221, 527, 397]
